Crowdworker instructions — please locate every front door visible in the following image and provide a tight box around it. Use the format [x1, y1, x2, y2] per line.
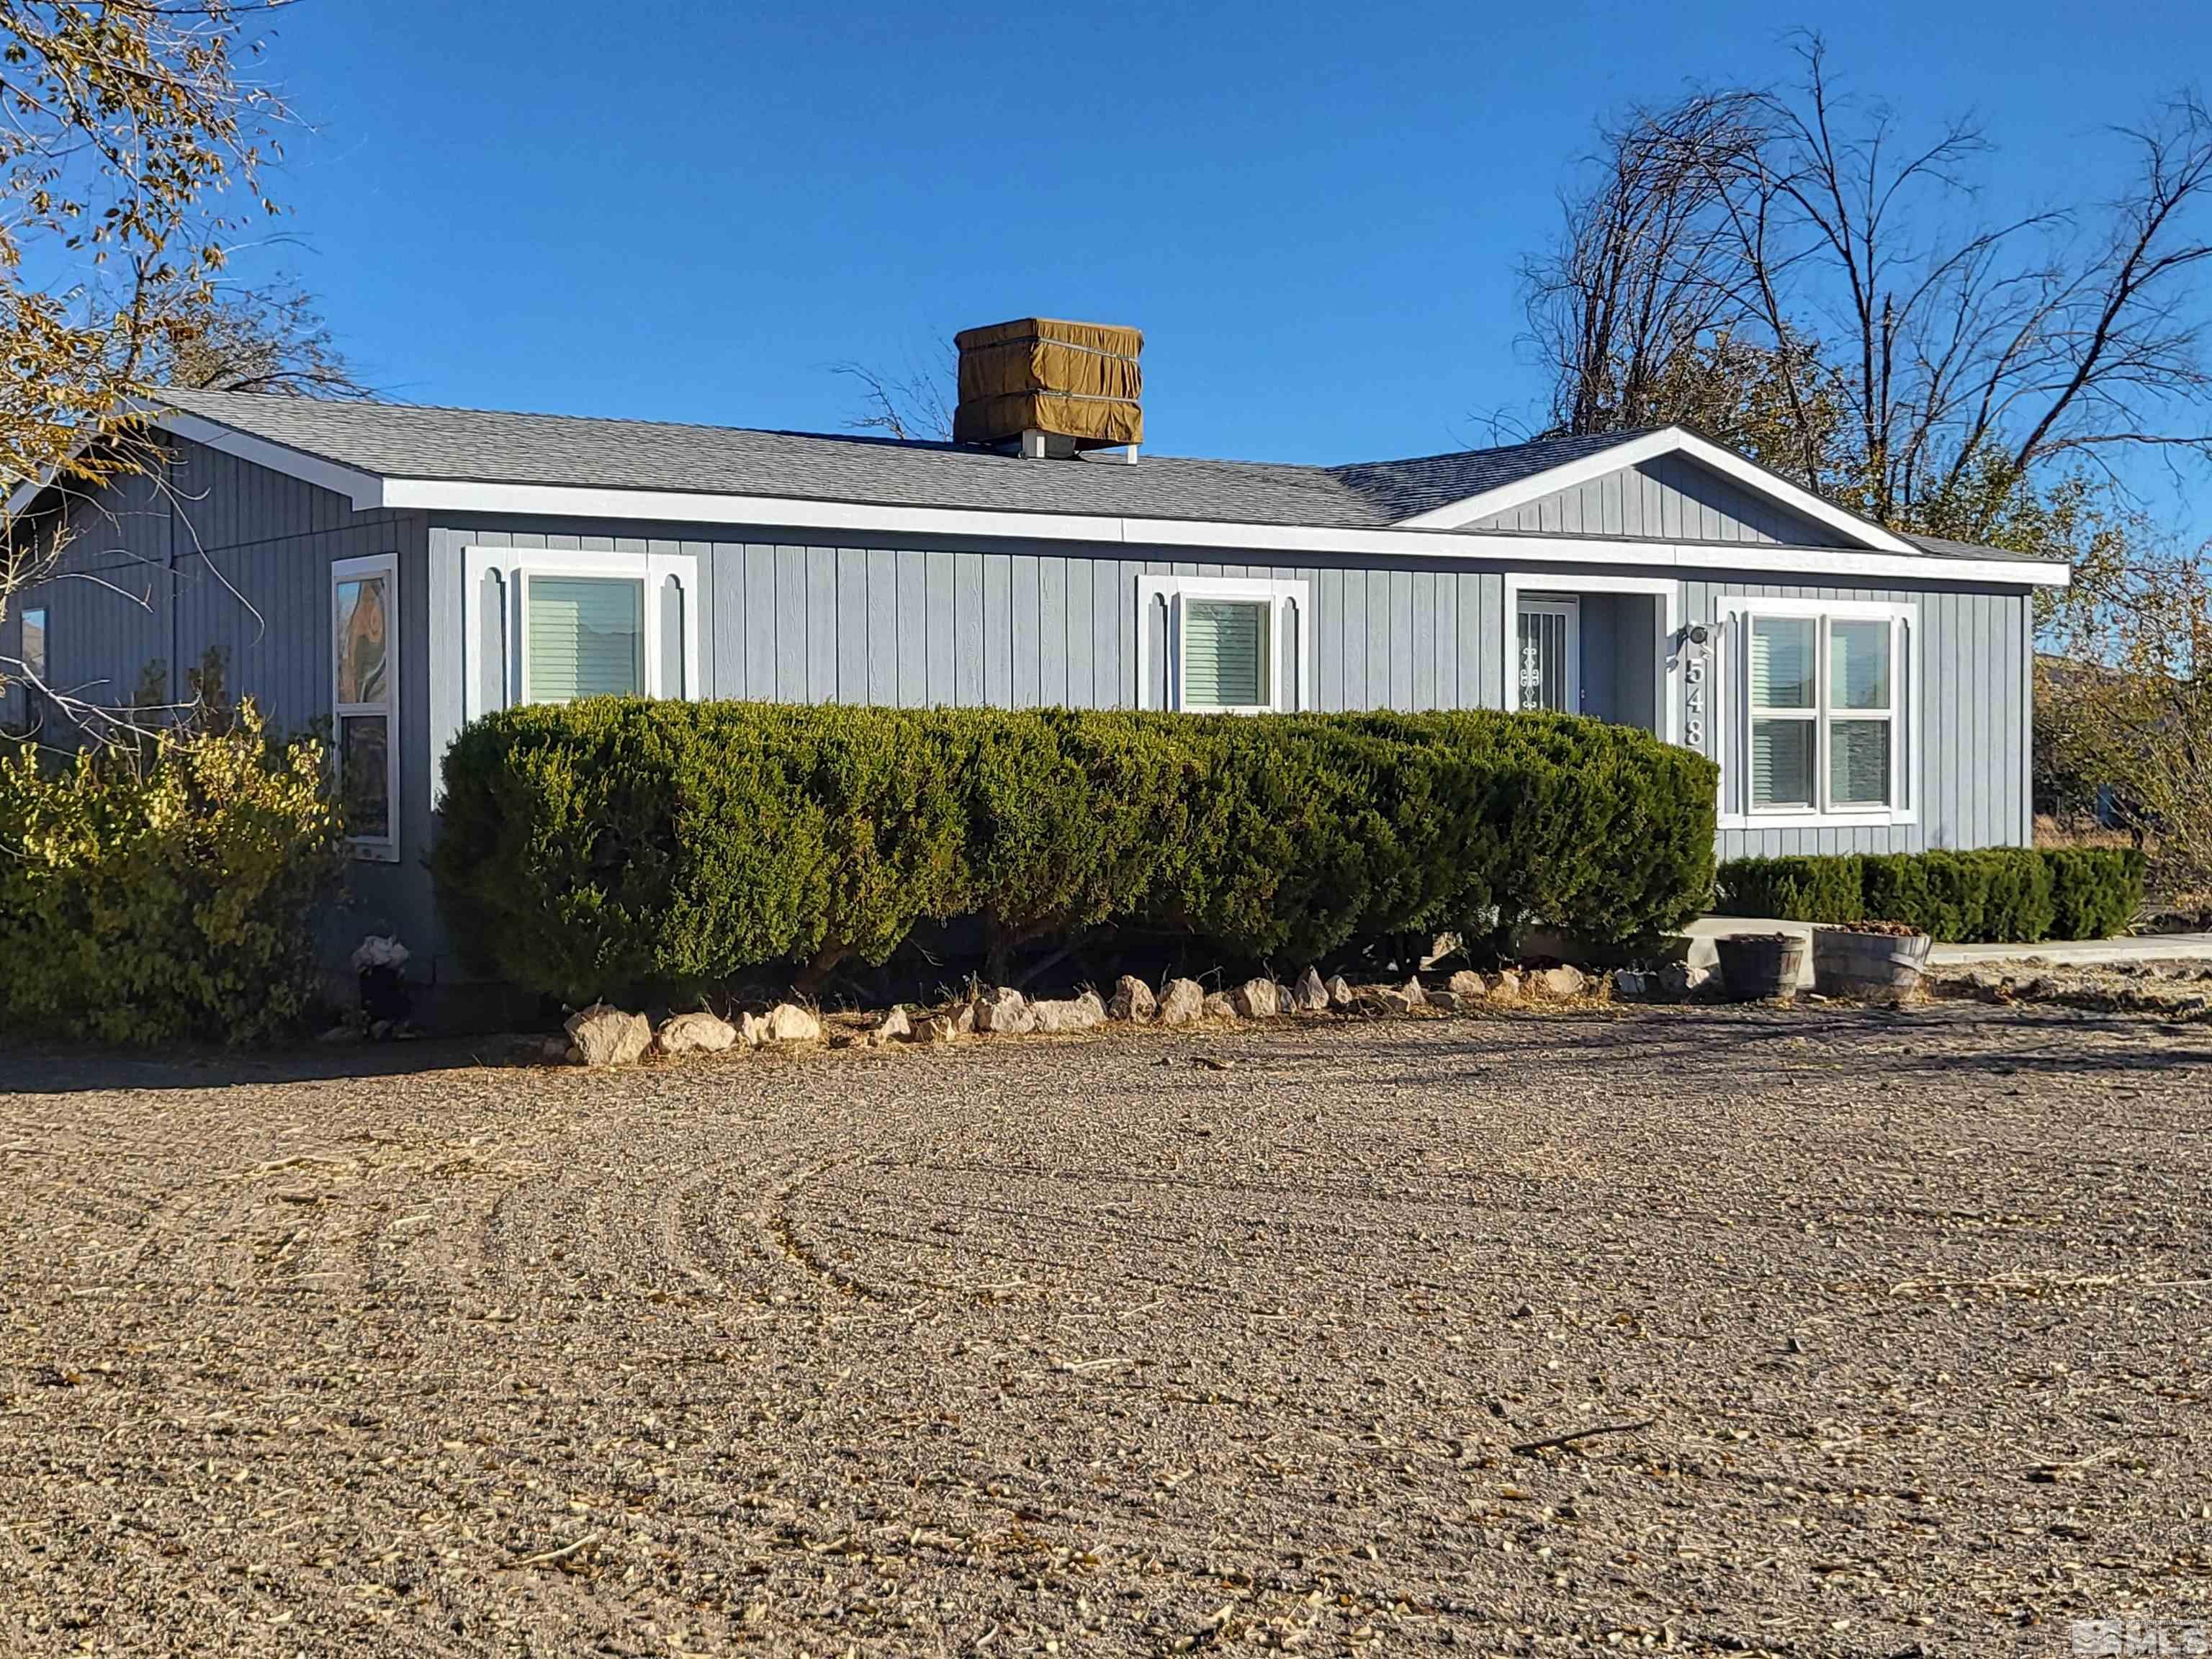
[1516, 597, 1581, 714]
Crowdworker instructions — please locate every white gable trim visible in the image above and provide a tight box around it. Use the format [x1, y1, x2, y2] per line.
[4, 403, 390, 519]
[1390, 426, 1923, 557]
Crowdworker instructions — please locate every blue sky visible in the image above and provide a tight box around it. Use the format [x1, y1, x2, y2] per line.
[258, 1, 2203, 497]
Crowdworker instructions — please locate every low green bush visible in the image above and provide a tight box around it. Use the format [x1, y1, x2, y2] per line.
[0, 705, 345, 1044]
[435, 700, 1720, 1004]
[1714, 855, 1866, 923]
[1714, 847, 2144, 941]
[2042, 847, 2149, 940]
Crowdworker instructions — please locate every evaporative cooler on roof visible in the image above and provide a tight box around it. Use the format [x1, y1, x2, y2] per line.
[952, 318, 1143, 454]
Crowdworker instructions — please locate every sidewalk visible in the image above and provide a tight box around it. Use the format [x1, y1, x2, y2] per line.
[1679, 916, 2212, 986]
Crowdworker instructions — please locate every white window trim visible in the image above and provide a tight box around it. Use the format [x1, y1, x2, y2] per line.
[1136, 573, 1310, 713]
[1500, 572, 1681, 743]
[1716, 595, 1919, 830]
[331, 552, 400, 863]
[462, 545, 699, 719]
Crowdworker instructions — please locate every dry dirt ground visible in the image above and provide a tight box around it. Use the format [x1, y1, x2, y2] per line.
[1, 1002, 2208, 1658]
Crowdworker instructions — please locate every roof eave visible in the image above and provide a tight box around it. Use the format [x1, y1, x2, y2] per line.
[378, 475, 2067, 586]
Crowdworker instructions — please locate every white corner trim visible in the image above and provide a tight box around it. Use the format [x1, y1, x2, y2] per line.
[1393, 426, 1924, 557]
[1501, 572, 1681, 743]
[1712, 595, 1922, 831]
[462, 543, 699, 717]
[1135, 572, 1311, 714]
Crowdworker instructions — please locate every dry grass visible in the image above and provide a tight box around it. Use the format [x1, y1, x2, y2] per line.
[1, 1002, 2208, 1655]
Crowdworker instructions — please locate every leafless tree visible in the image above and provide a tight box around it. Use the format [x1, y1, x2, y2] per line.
[152, 278, 373, 399]
[1521, 89, 1770, 441]
[831, 341, 956, 442]
[1522, 35, 2212, 541]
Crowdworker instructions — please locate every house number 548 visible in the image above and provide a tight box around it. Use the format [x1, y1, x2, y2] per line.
[1685, 654, 1707, 750]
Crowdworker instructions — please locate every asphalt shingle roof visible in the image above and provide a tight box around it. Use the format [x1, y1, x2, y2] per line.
[151, 390, 2060, 565]
[156, 390, 1653, 530]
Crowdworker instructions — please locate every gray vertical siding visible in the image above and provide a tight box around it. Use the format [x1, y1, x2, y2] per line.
[7, 437, 431, 944]
[1678, 577, 2033, 858]
[428, 531, 2033, 872]
[1472, 453, 1844, 545]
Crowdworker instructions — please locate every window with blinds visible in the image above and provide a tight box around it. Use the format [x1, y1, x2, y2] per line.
[525, 577, 644, 702]
[1182, 600, 1266, 709]
[1742, 609, 1902, 817]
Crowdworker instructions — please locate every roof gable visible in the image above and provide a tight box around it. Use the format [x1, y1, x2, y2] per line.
[1388, 426, 1919, 555]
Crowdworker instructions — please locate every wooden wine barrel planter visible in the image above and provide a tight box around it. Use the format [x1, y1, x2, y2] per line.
[1811, 927, 1931, 999]
[1714, 932, 1806, 1002]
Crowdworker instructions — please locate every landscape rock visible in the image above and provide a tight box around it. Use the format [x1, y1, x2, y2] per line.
[975, 987, 1035, 1035]
[1365, 989, 1416, 1016]
[1612, 968, 1653, 999]
[1157, 978, 1206, 1027]
[1658, 962, 1712, 1002]
[1202, 992, 1240, 1022]
[909, 1012, 963, 1044]
[1109, 975, 1157, 1022]
[1491, 969, 1523, 1003]
[655, 1010, 739, 1056]
[1032, 991, 1107, 1033]
[1428, 987, 1462, 1011]
[565, 1003, 652, 1068]
[1398, 977, 1428, 1007]
[1326, 974, 1355, 1009]
[1291, 966, 1331, 1013]
[735, 1011, 769, 1048]
[1231, 977, 1281, 1019]
[1447, 968, 1486, 1002]
[865, 1005, 912, 1046]
[1532, 965, 1586, 1000]
[760, 1002, 823, 1044]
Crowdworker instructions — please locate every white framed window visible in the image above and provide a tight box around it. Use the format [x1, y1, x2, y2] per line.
[331, 554, 399, 861]
[461, 546, 698, 721]
[19, 604, 47, 685]
[1135, 574, 1310, 713]
[1717, 596, 1916, 828]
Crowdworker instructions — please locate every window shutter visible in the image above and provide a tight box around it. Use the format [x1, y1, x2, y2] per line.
[1182, 601, 1264, 709]
[527, 577, 643, 701]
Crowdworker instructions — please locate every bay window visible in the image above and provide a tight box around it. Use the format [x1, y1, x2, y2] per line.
[1725, 598, 1914, 827]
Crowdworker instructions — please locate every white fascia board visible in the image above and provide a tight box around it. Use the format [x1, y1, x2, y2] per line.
[150, 409, 388, 510]
[379, 477, 2068, 587]
[1392, 426, 1924, 557]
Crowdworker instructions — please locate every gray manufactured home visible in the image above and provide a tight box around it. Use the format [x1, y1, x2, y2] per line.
[2, 355, 2067, 994]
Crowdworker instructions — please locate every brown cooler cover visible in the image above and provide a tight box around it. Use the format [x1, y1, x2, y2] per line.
[953, 318, 1143, 449]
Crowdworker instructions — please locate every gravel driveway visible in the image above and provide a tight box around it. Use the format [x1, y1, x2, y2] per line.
[1, 1002, 2206, 1656]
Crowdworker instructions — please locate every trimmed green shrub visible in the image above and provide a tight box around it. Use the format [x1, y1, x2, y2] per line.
[2043, 847, 2149, 940]
[436, 699, 1720, 1003]
[1713, 847, 2144, 942]
[1714, 855, 1865, 922]
[0, 704, 344, 1044]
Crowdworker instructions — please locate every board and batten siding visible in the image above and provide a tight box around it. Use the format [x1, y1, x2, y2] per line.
[427, 526, 1516, 736]
[428, 522, 2034, 855]
[4, 439, 431, 946]
[1679, 578, 2034, 859]
[1468, 452, 1848, 546]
